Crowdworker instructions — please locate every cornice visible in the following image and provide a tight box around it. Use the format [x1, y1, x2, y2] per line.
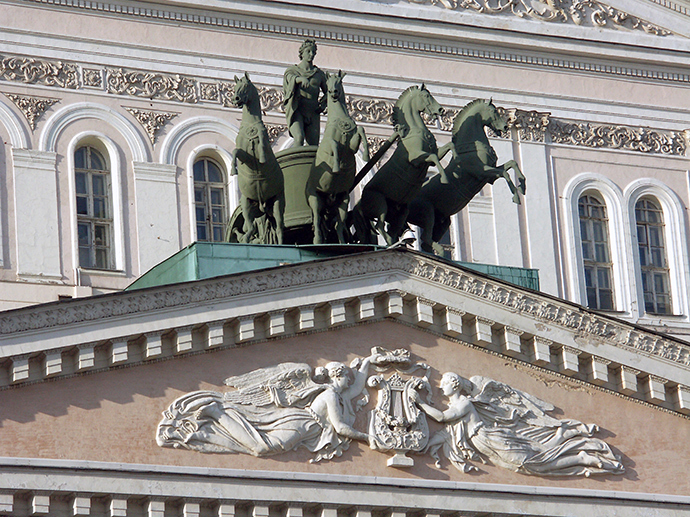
[1, 250, 689, 372]
[10, 0, 690, 82]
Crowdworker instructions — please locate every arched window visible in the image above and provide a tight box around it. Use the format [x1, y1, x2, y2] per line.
[635, 197, 671, 315]
[193, 157, 227, 242]
[578, 194, 614, 310]
[75, 146, 113, 269]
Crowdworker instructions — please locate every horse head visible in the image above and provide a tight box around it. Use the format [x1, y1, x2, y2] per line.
[326, 70, 346, 104]
[232, 71, 257, 108]
[415, 84, 445, 120]
[484, 98, 507, 133]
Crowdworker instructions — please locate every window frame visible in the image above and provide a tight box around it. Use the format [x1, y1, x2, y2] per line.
[193, 156, 228, 243]
[68, 132, 125, 273]
[578, 193, 615, 311]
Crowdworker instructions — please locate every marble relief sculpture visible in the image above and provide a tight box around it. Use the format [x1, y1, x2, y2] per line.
[157, 348, 408, 462]
[230, 72, 285, 244]
[307, 70, 370, 244]
[156, 348, 624, 477]
[407, 99, 526, 254]
[413, 372, 624, 476]
[283, 39, 328, 147]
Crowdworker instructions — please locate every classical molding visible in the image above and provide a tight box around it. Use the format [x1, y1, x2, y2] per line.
[1, 251, 689, 373]
[0, 97, 30, 148]
[0, 54, 79, 89]
[0, 50, 687, 155]
[411, 0, 672, 35]
[14, 0, 690, 84]
[549, 119, 689, 155]
[4, 93, 59, 130]
[125, 107, 178, 143]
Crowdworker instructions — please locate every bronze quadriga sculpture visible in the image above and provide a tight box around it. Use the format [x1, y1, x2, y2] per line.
[408, 99, 526, 254]
[353, 84, 452, 246]
[230, 73, 285, 244]
[307, 71, 370, 244]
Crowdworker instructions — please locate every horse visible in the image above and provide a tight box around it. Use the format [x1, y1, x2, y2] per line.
[306, 70, 370, 244]
[353, 84, 451, 245]
[231, 72, 285, 244]
[407, 98, 526, 254]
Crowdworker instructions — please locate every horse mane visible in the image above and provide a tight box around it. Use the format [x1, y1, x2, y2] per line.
[392, 85, 421, 128]
[452, 99, 491, 134]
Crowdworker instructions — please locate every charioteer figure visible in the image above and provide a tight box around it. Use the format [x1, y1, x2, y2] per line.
[283, 39, 328, 147]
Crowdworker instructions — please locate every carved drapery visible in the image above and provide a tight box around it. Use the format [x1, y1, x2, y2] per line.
[124, 107, 178, 143]
[410, 0, 672, 35]
[4, 93, 59, 130]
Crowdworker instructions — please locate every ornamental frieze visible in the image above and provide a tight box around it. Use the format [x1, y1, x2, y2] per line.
[105, 67, 198, 103]
[0, 54, 79, 89]
[549, 119, 689, 155]
[0, 52, 686, 155]
[408, 0, 672, 35]
[156, 346, 625, 476]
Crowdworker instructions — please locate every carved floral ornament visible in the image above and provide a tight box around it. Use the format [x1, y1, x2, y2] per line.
[157, 346, 625, 476]
[124, 107, 178, 143]
[406, 0, 672, 35]
[4, 93, 59, 130]
[0, 53, 684, 156]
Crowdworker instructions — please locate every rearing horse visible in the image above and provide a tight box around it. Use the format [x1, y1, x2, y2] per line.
[307, 71, 370, 244]
[231, 72, 285, 244]
[354, 84, 450, 245]
[407, 99, 526, 253]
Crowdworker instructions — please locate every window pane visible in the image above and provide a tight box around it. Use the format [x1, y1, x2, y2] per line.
[195, 188, 204, 203]
[79, 247, 92, 268]
[580, 220, 588, 241]
[76, 172, 87, 194]
[78, 223, 91, 246]
[75, 148, 86, 169]
[89, 150, 105, 171]
[193, 161, 205, 181]
[207, 161, 223, 183]
[582, 242, 592, 261]
[92, 174, 105, 196]
[197, 225, 207, 241]
[211, 189, 223, 206]
[95, 248, 108, 269]
[598, 268, 611, 289]
[649, 226, 662, 247]
[93, 198, 106, 219]
[76, 196, 88, 215]
[196, 207, 206, 223]
[212, 225, 223, 242]
[212, 208, 223, 223]
[599, 290, 613, 310]
[595, 243, 607, 263]
[584, 267, 593, 287]
[586, 288, 597, 309]
[94, 224, 108, 246]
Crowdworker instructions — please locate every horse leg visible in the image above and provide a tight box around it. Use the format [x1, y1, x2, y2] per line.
[273, 192, 285, 245]
[361, 189, 393, 245]
[387, 204, 410, 245]
[425, 153, 448, 184]
[329, 138, 340, 173]
[408, 197, 435, 253]
[335, 193, 350, 244]
[508, 160, 526, 194]
[355, 127, 370, 161]
[241, 196, 259, 243]
[431, 215, 452, 256]
[308, 189, 325, 245]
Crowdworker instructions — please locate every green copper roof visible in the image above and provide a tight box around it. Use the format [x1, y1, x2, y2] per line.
[126, 242, 539, 292]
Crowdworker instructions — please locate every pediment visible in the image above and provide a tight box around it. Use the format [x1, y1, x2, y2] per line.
[1, 249, 689, 490]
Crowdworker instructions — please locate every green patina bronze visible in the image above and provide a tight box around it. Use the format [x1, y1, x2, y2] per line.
[307, 70, 370, 244]
[352, 84, 452, 246]
[408, 99, 526, 254]
[229, 72, 285, 244]
[283, 39, 328, 147]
